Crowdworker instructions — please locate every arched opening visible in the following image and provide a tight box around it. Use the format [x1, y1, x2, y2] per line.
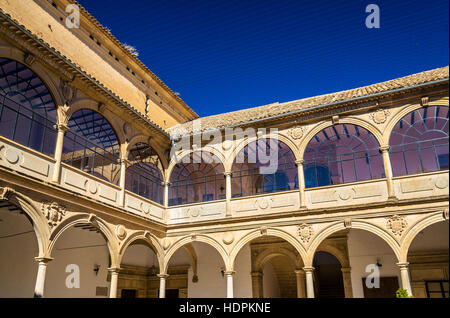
[0, 201, 39, 297]
[45, 224, 111, 297]
[406, 221, 449, 298]
[118, 240, 161, 298]
[167, 242, 226, 298]
[347, 229, 401, 298]
[126, 143, 164, 204]
[62, 109, 121, 184]
[231, 139, 298, 198]
[169, 152, 225, 206]
[0, 57, 57, 156]
[233, 236, 304, 298]
[389, 106, 449, 176]
[304, 124, 384, 188]
[313, 251, 345, 298]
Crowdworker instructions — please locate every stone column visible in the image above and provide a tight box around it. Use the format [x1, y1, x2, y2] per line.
[295, 160, 306, 208]
[52, 124, 69, 183]
[158, 274, 169, 298]
[251, 271, 264, 298]
[34, 257, 52, 298]
[163, 181, 170, 208]
[397, 262, 413, 296]
[341, 267, 353, 298]
[119, 159, 129, 207]
[303, 267, 315, 298]
[108, 267, 120, 298]
[380, 146, 396, 199]
[294, 269, 306, 298]
[225, 271, 235, 298]
[224, 171, 232, 217]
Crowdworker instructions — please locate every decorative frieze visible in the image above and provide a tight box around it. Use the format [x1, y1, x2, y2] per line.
[41, 201, 66, 228]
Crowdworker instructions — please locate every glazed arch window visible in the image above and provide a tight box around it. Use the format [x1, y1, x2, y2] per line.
[0, 58, 57, 155]
[62, 109, 121, 184]
[125, 142, 164, 205]
[231, 139, 298, 198]
[389, 106, 449, 176]
[169, 152, 225, 206]
[303, 124, 384, 188]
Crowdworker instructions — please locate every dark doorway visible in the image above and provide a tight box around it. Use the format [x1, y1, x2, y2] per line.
[121, 289, 137, 298]
[313, 251, 345, 298]
[362, 277, 399, 298]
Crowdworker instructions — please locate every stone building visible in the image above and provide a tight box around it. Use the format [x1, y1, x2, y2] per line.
[0, 0, 448, 298]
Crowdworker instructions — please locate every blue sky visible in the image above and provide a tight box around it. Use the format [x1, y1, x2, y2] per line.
[79, 0, 449, 117]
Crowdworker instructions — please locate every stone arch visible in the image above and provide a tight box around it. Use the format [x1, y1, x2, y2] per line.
[0, 45, 64, 108]
[315, 245, 349, 268]
[382, 103, 449, 145]
[230, 228, 308, 271]
[306, 220, 401, 266]
[47, 213, 120, 268]
[64, 98, 126, 145]
[253, 246, 303, 272]
[118, 231, 164, 269]
[163, 234, 229, 274]
[399, 211, 448, 262]
[0, 187, 50, 258]
[298, 118, 383, 160]
[126, 135, 168, 170]
[166, 146, 227, 182]
[231, 132, 300, 167]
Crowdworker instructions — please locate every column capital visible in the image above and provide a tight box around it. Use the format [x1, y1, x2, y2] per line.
[34, 257, 53, 264]
[294, 269, 305, 275]
[56, 123, 69, 132]
[224, 270, 235, 276]
[108, 267, 121, 274]
[379, 145, 390, 152]
[251, 271, 263, 277]
[302, 266, 315, 273]
[157, 273, 169, 279]
[341, 267, 352, 273]
[161, 181, 171, 187]
[295, 159, 304, 166]
[224, 171, 232, 177]
[397, 262, 409, 269]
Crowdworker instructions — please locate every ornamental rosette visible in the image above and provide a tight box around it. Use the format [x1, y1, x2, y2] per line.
[386, 215, 407, 237]
[297, 223, 314, 244]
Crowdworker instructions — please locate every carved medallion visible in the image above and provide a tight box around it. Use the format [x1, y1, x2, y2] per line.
[257, 198, 270, 210]
[370, 109, 390, 124]
[115, 225, 127, 240]
[297, 223, 314, 244]
[435, 177, 448, 189]
[41, 202, 66, 228]
[386, 215, 407, 237]
[59, 79, 76, 106]
[289, 125, 304, 140]
[222, 232, 234, 245]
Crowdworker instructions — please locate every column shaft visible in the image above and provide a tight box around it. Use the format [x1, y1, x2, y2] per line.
[109, 268, 120, 298]
[397, 262, 413, 296]
[303, 267, 315, 298]
[225, 271, 235, 298]
[119, 159, 127, 207]
[296, 160, 306, 208]
[158, 274, 169, 298]
[380, 146, 396, 199]
[225, 172, 232, 216]
[52, 124, 68, 183]
[294, 269, 306, 298]
[34, 258, 51, 298]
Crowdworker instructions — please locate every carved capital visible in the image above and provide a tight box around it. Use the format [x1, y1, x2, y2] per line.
[0, 187, 15, 201]
[295, 159, 304, 166]
[379, 145, 390, 153]
[41, 201, 66, 228]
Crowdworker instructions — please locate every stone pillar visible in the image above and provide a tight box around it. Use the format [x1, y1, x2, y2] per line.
[108, 267, 120, 298]
[303, 267, 315, 298]
[251, 271, 264, 298]
[158, 274, 169, 298]
[294, 269, 306, 298]
[295, 160, 306, 208]
[163, 181, 170, 208]
[34, 257, 52, 298]
[52, 124, 69, 183]
[341, 267, 353, 298]
[119, 159, 129, 207]
[225, 271, 235, 298]
[224, 171, 232, 217]
[380, 146, 396, 199]
[397, 262, 413, 296]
